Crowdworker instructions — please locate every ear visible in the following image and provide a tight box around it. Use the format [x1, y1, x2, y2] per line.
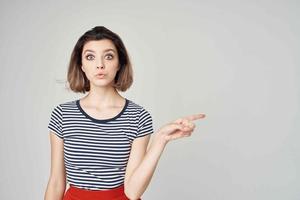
[81, 65, 85, 72]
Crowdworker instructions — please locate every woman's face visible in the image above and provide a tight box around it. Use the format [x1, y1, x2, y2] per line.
[81, 39, 120, 89]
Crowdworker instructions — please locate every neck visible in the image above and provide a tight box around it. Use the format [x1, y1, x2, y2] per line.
[83, 85, 124, 107]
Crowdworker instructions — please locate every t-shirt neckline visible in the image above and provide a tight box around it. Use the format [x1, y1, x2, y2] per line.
[76, 98, 129, 123]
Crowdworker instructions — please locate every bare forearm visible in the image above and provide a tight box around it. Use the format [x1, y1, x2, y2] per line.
[44, 179, 66, 200]
[125, 134, 167, 199]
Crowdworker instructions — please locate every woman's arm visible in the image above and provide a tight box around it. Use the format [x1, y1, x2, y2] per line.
[44, 132, 66, 200]
[124, 133, 167, 200]
[124, 114, 205, 199]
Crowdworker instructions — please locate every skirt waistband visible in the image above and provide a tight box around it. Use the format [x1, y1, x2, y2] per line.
[64, 184, 131, 200]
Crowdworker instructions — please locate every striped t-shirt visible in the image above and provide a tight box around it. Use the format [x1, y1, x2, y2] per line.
[47, 98, 153, 190]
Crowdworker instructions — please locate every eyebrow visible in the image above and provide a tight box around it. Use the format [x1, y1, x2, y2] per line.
[83, 48, 116, 54]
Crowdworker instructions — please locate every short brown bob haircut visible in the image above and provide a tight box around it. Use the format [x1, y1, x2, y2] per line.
[67, 26, 133, 93]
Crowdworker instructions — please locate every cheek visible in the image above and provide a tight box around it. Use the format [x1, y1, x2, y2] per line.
[108, 59, 119, 68]
[107, 61, 119, 72]
[81, 66, 94, 79]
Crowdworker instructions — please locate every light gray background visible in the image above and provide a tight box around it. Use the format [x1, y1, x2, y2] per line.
[0, 0, 299, 199]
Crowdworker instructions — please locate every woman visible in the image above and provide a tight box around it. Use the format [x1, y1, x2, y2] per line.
[44, 26, 205, 200]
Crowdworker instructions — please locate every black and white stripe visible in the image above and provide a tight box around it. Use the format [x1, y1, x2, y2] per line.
[47, 98, 153, 190]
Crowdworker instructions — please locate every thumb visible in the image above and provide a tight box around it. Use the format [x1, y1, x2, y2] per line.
[164, 123, 185, 133]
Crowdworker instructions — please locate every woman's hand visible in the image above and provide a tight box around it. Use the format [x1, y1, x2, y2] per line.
[156, 113, 206, 144]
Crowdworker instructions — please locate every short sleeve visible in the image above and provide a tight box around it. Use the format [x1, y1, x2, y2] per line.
[47, 105, 63, 139]
[136, 108, 154, 138]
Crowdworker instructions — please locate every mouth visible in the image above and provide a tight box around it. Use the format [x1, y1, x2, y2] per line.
[96, 73, 106, 79]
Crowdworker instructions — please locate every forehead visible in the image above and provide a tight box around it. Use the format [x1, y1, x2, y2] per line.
[82, 39, 117, 53]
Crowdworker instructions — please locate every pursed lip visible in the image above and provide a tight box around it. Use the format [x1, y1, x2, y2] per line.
[95, 73, 106, 76]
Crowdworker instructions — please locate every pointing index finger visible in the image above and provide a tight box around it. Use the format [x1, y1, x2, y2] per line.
[184, 113, 206, 121]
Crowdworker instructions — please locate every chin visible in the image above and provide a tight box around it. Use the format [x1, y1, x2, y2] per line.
[92, 80, 114, 87]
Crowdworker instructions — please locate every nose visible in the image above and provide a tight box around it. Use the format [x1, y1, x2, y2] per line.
[96, 65, 105, 69]
[96, 60, 105, 69]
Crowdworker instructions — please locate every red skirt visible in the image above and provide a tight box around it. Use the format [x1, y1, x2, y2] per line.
[63, 184, 141, 200]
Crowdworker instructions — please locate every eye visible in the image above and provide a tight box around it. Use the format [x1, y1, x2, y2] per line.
[85, 54, 94, 60]
[105, 53, 114, 60]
